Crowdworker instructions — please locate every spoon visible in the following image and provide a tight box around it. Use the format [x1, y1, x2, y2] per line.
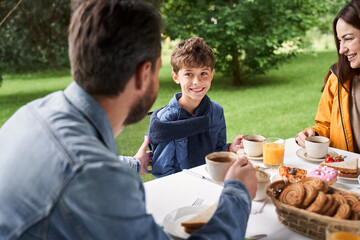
[246, 234, 268, 240]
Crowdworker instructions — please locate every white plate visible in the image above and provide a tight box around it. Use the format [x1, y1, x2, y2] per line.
[338, 176, 359, 181]
[236, 149, 263, 161]
[163, 205, 209, 239]
[296, 148, 338, 162]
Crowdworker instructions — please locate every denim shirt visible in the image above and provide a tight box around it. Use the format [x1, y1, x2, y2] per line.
[0, 82, 251, 240]
[150, 93, 227, 178]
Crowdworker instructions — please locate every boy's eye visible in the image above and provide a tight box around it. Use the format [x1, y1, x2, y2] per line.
[201, 72, 208, 76]
[185, 73, 193, 76]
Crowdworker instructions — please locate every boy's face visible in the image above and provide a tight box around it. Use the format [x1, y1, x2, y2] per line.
[172, 66, 214, 105]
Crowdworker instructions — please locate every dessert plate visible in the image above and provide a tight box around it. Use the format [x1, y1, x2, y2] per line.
[237, 149, 263, 161]
[296, 148, 338, 163]
[338, 176, 360, 181]
[163, 205, 209, 239]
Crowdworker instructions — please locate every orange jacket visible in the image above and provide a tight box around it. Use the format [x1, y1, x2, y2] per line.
[308, 67, 353, 152]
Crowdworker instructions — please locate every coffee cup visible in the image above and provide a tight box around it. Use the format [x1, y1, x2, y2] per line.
[205, 151, 238, 182]
[254, 169, 270, 201]
[243, 135, 266, 157]
[305, 136, 329, 159]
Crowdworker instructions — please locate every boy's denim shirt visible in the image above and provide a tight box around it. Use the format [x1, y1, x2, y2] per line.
[150, 93, 227, 178]
[0, 82, 251, 239]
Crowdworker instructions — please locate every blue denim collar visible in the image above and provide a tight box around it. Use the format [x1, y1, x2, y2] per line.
[64, 82, 118, 155]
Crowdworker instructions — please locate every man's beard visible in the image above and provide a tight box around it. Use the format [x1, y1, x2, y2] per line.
[124, 83, 157, 126]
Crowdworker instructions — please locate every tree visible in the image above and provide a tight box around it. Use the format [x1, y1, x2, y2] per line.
[0, 0, 70, 72]
[160, 0, 342, 85]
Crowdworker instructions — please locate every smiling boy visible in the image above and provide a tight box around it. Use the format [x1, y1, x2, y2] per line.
[147, 37, 243, 178]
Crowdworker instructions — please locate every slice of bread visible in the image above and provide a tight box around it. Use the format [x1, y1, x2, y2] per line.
[181, 202, 218, 234]
[320, 158, 358, 178]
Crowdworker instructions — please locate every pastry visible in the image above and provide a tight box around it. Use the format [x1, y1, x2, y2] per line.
[351, 202, 360, 219]
[299, 177, 328, 193]
[333, 193, 347, 205]
[278, 166, 307, 183]
[341, 193, 359, 207]
[301, 185, 318, 209]
[323, 198, 339, 216]
[320, 194, 335, 214]
[279, 183, 305, 207]
[306, 166, 338, 184]
[306, 191, 327, 213]
[333, 203, 351, 219]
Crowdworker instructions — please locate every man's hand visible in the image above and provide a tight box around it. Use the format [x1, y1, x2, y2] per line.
[295, 129, 315, 148]
[225, 156, 257, 199]
[134, 136, 153, 174]
[229, 134, 244, 153]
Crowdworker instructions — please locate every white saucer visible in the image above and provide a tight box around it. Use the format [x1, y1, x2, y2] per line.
[296, 148, 338, 162]
[237, 149, 263, 161]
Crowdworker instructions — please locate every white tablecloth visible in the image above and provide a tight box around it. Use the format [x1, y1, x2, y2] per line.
[144, 138, 360, 239]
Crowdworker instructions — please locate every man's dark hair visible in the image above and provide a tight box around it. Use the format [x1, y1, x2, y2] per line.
[68, 0, 162, 96]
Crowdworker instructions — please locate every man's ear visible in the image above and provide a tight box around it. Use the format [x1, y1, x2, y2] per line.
[134, 61, 152, 90]
[172, 71, 179, 84]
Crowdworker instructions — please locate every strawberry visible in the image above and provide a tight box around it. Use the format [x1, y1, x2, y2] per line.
[325, 157, 334, 163]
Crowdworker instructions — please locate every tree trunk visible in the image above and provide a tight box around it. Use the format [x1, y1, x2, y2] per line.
[232, 52, 242, 86]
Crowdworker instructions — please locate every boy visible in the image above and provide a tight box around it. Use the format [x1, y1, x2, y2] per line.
[148, 37, 243, 178]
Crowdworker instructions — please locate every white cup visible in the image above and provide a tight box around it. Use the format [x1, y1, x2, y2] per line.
[254, 169, 270, 201]
[205, 151, 238, 182]
[243, 135, 266, 157]
[305, 136, 329, 159]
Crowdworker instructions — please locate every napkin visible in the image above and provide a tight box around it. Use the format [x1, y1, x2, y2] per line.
[251, 198, 267, 214]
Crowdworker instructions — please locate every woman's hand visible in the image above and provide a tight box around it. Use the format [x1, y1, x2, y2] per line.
[295, 129, 315, 147]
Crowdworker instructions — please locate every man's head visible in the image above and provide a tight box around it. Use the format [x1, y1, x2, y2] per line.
[170, 37, 215, 74]
[68, 0, 162, 97]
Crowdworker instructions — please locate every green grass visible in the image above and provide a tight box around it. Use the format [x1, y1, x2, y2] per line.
[0, 50, 338, 182]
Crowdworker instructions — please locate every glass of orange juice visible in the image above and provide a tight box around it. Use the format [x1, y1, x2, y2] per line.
[263, 137, 285, 169]
[326, 223, 360, 240]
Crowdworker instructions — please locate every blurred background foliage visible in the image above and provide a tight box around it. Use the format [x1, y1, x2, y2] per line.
[0, 0, 350, 83]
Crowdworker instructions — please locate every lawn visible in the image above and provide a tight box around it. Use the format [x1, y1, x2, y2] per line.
[0, 50, 337, 181]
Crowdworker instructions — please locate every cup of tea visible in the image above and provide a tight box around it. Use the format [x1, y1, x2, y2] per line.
[305, 136, 329, 159]
[254, 169, 270, 201]
[205, 151, 238, 182]
[243, 134, 266, 157]
[325, 223, 360, 240]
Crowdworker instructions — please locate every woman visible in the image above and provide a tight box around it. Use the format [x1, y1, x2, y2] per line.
[296, 0, 360, 153]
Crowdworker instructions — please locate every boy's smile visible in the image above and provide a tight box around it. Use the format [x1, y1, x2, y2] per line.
[172, 66, 214, 113]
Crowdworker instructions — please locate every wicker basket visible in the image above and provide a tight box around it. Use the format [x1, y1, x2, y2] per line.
[266, 180, 360, 240]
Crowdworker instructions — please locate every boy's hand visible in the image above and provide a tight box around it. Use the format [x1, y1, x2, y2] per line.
[134, 136, 153, 174]
[229, 134, 244, 153]
[225, 155, 257, 199]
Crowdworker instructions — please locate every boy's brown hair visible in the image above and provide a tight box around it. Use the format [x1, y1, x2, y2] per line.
[171, 37, 215, 73]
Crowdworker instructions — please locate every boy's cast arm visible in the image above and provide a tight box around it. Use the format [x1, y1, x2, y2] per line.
[151, 141, 177, 177]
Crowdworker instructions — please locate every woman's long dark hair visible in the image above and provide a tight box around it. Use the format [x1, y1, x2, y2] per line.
[323, 0, 360, 92]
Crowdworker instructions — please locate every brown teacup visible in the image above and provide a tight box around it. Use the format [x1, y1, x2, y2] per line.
[243, 135, 266, 157]
[205, 151, 238, 182]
